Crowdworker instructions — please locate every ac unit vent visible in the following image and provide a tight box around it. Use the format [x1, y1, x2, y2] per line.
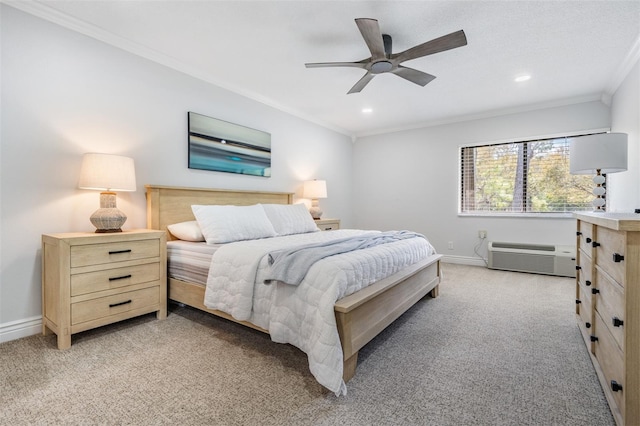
[488, 241, 576, 278]
[490, 242, 555, 252]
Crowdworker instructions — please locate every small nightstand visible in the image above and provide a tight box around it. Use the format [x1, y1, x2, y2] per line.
[41, 229, 167, 349]
[315, 218, 340, 231]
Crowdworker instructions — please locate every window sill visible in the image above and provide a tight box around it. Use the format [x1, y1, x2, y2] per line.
[458, 212, 576, 219]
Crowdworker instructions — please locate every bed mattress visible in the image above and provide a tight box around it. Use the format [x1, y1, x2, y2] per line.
[167, 240, 219, 285]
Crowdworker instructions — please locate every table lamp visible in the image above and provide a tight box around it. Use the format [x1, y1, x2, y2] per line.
[78, 153, 137, 232]
[569, 133, 627, 211]
[303, 179, 327, 219]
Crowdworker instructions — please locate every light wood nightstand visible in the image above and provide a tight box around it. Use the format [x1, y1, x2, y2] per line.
[315, 218, 340, 231]
[41, 229, 167, 349]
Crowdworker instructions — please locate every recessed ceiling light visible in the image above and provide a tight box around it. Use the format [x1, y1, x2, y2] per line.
[362, 108, 373, 113]
[515, 75, 531, 82]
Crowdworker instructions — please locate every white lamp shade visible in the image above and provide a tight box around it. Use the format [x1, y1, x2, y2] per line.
[569, 133, 628, 175]
[303, 180, 327, 199]
[78, 153, 137, 191]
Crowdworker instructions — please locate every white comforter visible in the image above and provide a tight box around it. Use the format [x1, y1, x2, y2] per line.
[203, 229, 436, 395]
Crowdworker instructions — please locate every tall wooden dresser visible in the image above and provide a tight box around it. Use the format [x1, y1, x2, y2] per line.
[575, 212, 640, 425]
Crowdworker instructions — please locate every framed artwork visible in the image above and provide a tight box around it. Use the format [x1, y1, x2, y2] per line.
[188, 112, 271, 177]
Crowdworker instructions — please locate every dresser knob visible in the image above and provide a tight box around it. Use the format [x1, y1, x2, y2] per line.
[585, 280, 591, 287]
[590, 335, 599, 342]
[591, 288, 600, 295]
[576, 299, 582, 304]
[585, 322, 591, 329]
[592, 241, 600, 248]
[586, 237, 592, 243]
[613, 317, 624, 327]
[611, 380, 623, 392]
[613, 253, 624, 262]
[576, 231, 582, 236]
[575, 265, 581, 271]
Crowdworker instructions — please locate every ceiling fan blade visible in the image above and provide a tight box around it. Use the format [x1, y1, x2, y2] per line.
[348, 72, 375, 94]
[355, 18, 386, 60]
[391, 66, 436, 87]
[395, 30, 467, 63]
[305, 61, 368, 69]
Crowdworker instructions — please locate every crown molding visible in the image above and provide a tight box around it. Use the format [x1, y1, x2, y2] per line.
[354, 94, 604, 139]
[605, 34, 640, 95]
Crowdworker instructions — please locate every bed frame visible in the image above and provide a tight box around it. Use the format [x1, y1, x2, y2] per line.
[146, 184, 442, 382]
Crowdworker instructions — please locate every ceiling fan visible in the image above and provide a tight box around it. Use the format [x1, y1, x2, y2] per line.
[305, 18, 467, 94]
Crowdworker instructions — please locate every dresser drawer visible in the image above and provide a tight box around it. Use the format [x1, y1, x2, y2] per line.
[577, 286, 593, 349]
[71, 286, 160, 325]
[577, 221, 594, 258]
[594, 227, 625, 287]
[71, 262, 161, 297]
[577, 254, 592, 291]
[594, 268, 625, 351]
[594, 312, 625, 416]
[71, 239, 160, 268]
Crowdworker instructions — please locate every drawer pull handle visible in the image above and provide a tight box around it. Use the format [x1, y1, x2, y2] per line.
[611, 380, 623, 392]
[585, 280, 591, 287]
[590, 335, 598, 342]
[585, 322, 591, 329]
[576, 231, 582, 236]
[591, 288, 600, 295]
[109, 274, 132, 282]
[575, 299, 581, 304]
[613, 317, 624, 327]
[592, 241, 600, 248]
[109, 300, 132, 308]
[575, 265, 581, 271]
[109, 249, 132, 255]
[613, 253, 624, 262]
[586, 237, 591, 243]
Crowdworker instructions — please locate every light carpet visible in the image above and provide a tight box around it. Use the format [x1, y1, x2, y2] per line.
[0, 264, 614, 425]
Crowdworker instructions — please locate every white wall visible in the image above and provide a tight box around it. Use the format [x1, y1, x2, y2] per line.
[609, 59, 640, 211]
[0, 6, 353, 336]
[353, 101, 611, 263]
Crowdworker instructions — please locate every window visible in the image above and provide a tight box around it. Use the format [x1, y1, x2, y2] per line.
[460, 135, 598, 214]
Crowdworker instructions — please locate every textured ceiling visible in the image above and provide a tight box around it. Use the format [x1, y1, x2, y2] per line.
[13, 0, 640, 137]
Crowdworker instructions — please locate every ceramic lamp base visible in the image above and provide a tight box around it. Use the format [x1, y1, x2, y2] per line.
[90, 192, 127, 232]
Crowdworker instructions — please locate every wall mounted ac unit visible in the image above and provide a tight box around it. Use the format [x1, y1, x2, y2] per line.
[487, 241, 576, 278]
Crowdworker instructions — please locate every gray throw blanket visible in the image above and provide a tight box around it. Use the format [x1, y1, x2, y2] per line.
[264, 230, 424, 286]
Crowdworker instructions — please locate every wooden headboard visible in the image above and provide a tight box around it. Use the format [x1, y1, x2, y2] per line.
[145, 185, 294, 240]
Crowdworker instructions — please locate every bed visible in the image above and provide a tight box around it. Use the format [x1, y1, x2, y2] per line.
[146, 184, 442, 394]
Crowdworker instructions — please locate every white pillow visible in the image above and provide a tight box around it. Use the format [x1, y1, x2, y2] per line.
[167, 220, 205, 242]
[261, 203, 319, 236]
[191, 204, 277, 244]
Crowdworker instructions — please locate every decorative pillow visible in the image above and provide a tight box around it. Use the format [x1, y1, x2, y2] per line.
[167, 220, 205, 242]
[261, 203, 319, 236]
[191, 204, 277, 244]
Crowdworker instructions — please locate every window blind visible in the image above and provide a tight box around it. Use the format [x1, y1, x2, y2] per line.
[460, 136, 596, 214]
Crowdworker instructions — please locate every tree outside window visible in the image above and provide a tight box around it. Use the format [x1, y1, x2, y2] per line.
[460, 136, 596, 214]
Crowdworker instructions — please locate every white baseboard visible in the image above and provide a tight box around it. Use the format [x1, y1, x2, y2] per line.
[0, 316, 42, 344]
[441, 255, 487, 267]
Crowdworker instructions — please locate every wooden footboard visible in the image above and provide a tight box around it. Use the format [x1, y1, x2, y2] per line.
[334, 255, 441, 381]
[168, 254, 442, 382]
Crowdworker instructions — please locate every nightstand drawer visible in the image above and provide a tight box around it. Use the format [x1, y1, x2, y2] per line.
[71, 239, 160, 268]
[71, 262, 160, 297]
[71, 286, 160, 325]
[315, 219, 340, 231]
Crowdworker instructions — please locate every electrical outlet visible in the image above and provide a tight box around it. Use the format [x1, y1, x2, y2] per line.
[478, 230, 487, 239]
[448, 241, 454, 250]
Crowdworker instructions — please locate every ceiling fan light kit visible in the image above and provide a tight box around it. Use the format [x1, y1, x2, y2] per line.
[305, 18, 467, 94]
